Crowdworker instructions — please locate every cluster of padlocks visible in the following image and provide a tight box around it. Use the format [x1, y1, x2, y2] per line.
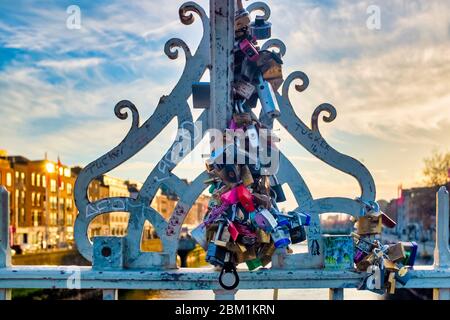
[190, 2, 418, 293]
[191, 1, 313, 290]
[352, 201, 417, 294]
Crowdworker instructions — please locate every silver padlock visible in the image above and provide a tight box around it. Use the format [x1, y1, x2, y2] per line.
[250, 16, 272, 40]
[256, 74, 280, 118]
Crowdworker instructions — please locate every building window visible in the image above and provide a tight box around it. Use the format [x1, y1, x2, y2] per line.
[31, 192, 36, 206]
[50, 196, 57, 210]
[6, 172, 12, 187]
[31, 172, 35, 186]
[33, 210, 39, 227]
[42, 175, 46, 188]
[20, 208, 25, 224]
[36, 174, 41, 187]
[21, 172, 25, 184]
[67, 213, 73, 226]
[50, 179, 56, 192]
[20, 191, 25, 205]
[66, 198, 73, 210]
[67, 183, 72, 195]
[60, 181, 64, 191]
[36, 193, 41, 207]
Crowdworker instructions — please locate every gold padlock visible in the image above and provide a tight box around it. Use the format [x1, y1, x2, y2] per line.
[384, 259, 399, 272]
[240, 165, 254, 186]
[233, 112, 252, 127]
[262, 61, 283, 81]
[388, 272, 396, 294]
[257, 229, 271, 244]
[387, 243, 406, 263]
[357, 214, 383, 235]
[356, 253, 376, 271]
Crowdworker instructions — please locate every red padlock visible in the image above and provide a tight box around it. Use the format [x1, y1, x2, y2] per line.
[236, 184, 255, 213]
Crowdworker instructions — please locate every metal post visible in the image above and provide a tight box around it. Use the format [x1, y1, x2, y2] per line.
[213, 289, 238, 300]
[103, 289, 119, 300]
[0, 186, 12, 300]
[433, 187, 450, 300]
[209, 0, 235, 135]
[329, 288, 344, 300]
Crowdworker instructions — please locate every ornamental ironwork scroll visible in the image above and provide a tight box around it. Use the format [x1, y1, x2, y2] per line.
[74, 1, 376, 270]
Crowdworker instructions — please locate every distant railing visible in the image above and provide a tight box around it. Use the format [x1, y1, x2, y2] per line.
[1, 185, 449, 300]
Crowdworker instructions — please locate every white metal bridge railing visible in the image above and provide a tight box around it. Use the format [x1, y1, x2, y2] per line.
[1, 185, 449, 300]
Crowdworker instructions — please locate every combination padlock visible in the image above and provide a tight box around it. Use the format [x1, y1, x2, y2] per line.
[250, 16, 272, 40]
[256, 73, 281, 118]
[269, 175, 286, 202]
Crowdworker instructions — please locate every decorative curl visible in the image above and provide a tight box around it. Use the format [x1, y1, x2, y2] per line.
[179, 1, 209, 29]
[164, 38, 192, 60]
[114, 100, 140, 130]
[261, 39, 286, 57]
[246, 2, 271, 21]
[282, 71, 310, 100]
[311, 103, 337, 132]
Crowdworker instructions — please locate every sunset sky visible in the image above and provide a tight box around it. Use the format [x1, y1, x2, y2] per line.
[0, 0, 449, 208]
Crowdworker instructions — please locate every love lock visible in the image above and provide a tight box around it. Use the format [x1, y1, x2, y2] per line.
[219, 262, 240, 290]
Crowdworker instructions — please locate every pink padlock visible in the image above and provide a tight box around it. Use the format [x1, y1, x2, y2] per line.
[239, 38, 260, 62]
[220, 187, 239, 205]
[228, 220, 240, 241]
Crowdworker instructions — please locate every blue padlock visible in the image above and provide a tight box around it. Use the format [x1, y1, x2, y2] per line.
[250, 16, 272, 40]
[271, 225, 291, 248]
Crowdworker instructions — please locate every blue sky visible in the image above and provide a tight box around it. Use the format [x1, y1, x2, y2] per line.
[0, 0, 449, 206]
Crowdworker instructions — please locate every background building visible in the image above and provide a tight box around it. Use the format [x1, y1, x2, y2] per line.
[0, 150, 210, 252]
